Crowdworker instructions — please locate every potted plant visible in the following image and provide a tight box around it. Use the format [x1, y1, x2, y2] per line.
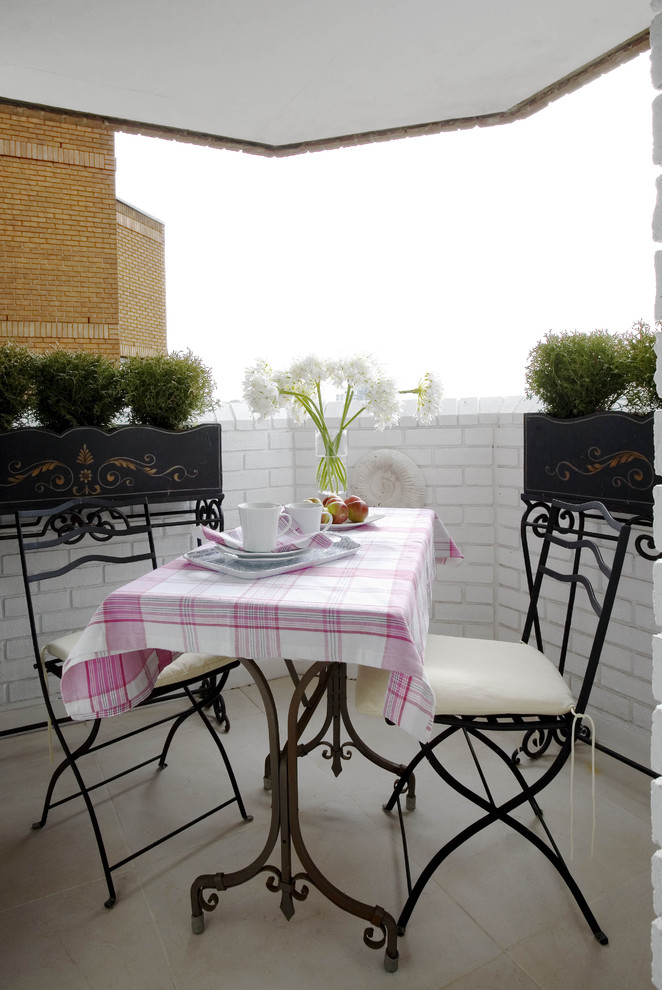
[523, 321, 660, 514]
[122, 349, 217, 431]
[0, 341, 35, 431]
[31, 347, 126, 431]
[0, 347, 223, 512]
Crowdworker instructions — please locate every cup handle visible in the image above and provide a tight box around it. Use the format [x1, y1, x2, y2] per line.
[281, 512, 317, 546]
[319, 513, 332, 532]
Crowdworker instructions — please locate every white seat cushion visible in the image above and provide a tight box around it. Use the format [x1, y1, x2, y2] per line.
[44, 632, 235, 689]
[43, 631, 83, 661]
[155, 651, 236, 687]
[425, 635, 575, 716]
[355, 634, 575, 718]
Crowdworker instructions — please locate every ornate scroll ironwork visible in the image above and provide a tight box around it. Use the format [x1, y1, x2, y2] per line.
[521, 494, 659, 562]
[49, 503, 130, 543]
[195, 497, 224, 530]
[190, 659, 401, 971]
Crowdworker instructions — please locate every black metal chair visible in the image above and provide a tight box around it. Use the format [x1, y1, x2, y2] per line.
[15, 497, 252, 908]
[355, 498, 631, 945]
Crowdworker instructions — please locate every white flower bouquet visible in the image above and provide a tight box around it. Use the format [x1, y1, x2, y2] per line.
[242, 355, 443, 495]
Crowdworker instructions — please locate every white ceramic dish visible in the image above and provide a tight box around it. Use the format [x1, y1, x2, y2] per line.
[219, 546, 309, 560]
[328, 512, 386, 531]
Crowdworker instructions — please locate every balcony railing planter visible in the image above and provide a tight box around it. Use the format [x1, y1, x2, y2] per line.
[0, 346, 223, 516]
[0, 423, 223, 514]
[523, 324, 661, 516]
[523, 410, 657, 515]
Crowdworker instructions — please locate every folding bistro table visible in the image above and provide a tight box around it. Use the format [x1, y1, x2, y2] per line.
[62, 507, 462, 970]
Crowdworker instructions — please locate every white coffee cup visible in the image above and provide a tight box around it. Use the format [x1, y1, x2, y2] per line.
[238, 502, 294, 552]
[285, 501, 333, 537]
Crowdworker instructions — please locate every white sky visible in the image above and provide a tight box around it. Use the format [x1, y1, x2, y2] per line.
[114, 52, 657, 404]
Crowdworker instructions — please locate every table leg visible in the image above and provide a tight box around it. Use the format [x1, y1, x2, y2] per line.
[286, 662, 400, 972]
[190, 658, 400, 970]
[191, 659, 302, 930]
[264, 661, 416, 810]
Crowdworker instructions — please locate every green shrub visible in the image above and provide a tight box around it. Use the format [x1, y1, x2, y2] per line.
[32, 348, 125, 432]
[620, 319, 661, 414]
[525, 329, 630, 417]
[0, 341, 35, 430]
[122, 350, 216, 430]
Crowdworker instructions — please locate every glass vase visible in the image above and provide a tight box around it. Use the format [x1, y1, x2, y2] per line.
[315, 430, 348, 498]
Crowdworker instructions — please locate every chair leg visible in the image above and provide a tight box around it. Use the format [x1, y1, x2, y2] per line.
[32, 716, 118, 908]
[198, 669, 233, 732]
[436, 728, 548, 826]
[391, 726, 607, 945]
[499, 812, 608, 944]
[32, 718, 102, 828]
[182, 683, 252, 822]
[33, 679, 251, 909]
[155, 679, 251, 821]
[157, 704, 197, 769]
[383, 724, 458, 814]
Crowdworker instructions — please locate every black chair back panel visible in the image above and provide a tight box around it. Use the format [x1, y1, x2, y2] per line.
[521, 498, 630, 714]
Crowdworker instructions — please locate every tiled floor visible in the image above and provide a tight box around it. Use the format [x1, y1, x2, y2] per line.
[1, 672, 655, 990]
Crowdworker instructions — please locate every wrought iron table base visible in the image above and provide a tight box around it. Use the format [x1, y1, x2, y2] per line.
[190, 659, 401, 972]
[263, 659, 417, 809]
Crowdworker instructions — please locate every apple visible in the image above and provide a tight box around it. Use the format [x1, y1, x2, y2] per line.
[323, 494, 344, 506]
[345, 495, 369, 523]
[326, 500, 349, 524]
[304, 497, 323, 505]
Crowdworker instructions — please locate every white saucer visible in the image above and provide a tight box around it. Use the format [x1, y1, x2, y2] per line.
[222, 546, 310, 560]
[329, 512, 386, 531]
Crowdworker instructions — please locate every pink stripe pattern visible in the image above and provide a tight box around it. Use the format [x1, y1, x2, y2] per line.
[62, 508, 462, 740]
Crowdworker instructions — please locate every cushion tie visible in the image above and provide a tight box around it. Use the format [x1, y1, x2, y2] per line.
[570, 707, 596, 859]
[40, 645, 55, 764]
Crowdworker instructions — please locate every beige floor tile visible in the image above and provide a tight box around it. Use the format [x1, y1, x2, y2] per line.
[0, 679, 656, 989]
[442, 953, 544, 990]
[509, 872, 653, 990]
[0, 878, 175, 990]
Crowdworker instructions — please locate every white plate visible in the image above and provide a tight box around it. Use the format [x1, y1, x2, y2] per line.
[328, 512, 386, 531]
[185, 537, 360, 580]
[212, 545, 310, 560]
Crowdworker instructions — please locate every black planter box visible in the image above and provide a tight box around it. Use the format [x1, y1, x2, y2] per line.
[0, 424, 223, 512]
[523, 412, 658, 515]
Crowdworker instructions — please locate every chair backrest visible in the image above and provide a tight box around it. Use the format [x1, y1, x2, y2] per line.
[521, 499, 631, 714]
[14, 497, 158, 663]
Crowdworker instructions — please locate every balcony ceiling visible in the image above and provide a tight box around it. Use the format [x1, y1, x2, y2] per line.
[0, 0, 651, 156]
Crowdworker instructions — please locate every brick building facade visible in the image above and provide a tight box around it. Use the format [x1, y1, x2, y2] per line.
[0, 104, 165, 358]
[116, 200, 166, 357]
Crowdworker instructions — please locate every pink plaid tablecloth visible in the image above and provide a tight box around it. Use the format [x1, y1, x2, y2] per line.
[62, 507, 462, 740]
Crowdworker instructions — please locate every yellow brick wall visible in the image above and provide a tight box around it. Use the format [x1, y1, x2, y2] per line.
[0, 105, 167, 359]
[0, 105, 120, 357]
[117, 201, 167, 357]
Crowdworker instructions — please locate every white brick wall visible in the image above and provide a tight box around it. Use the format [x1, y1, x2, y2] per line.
[649, 5, 662, 984]
[1, 397, 654, 768]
